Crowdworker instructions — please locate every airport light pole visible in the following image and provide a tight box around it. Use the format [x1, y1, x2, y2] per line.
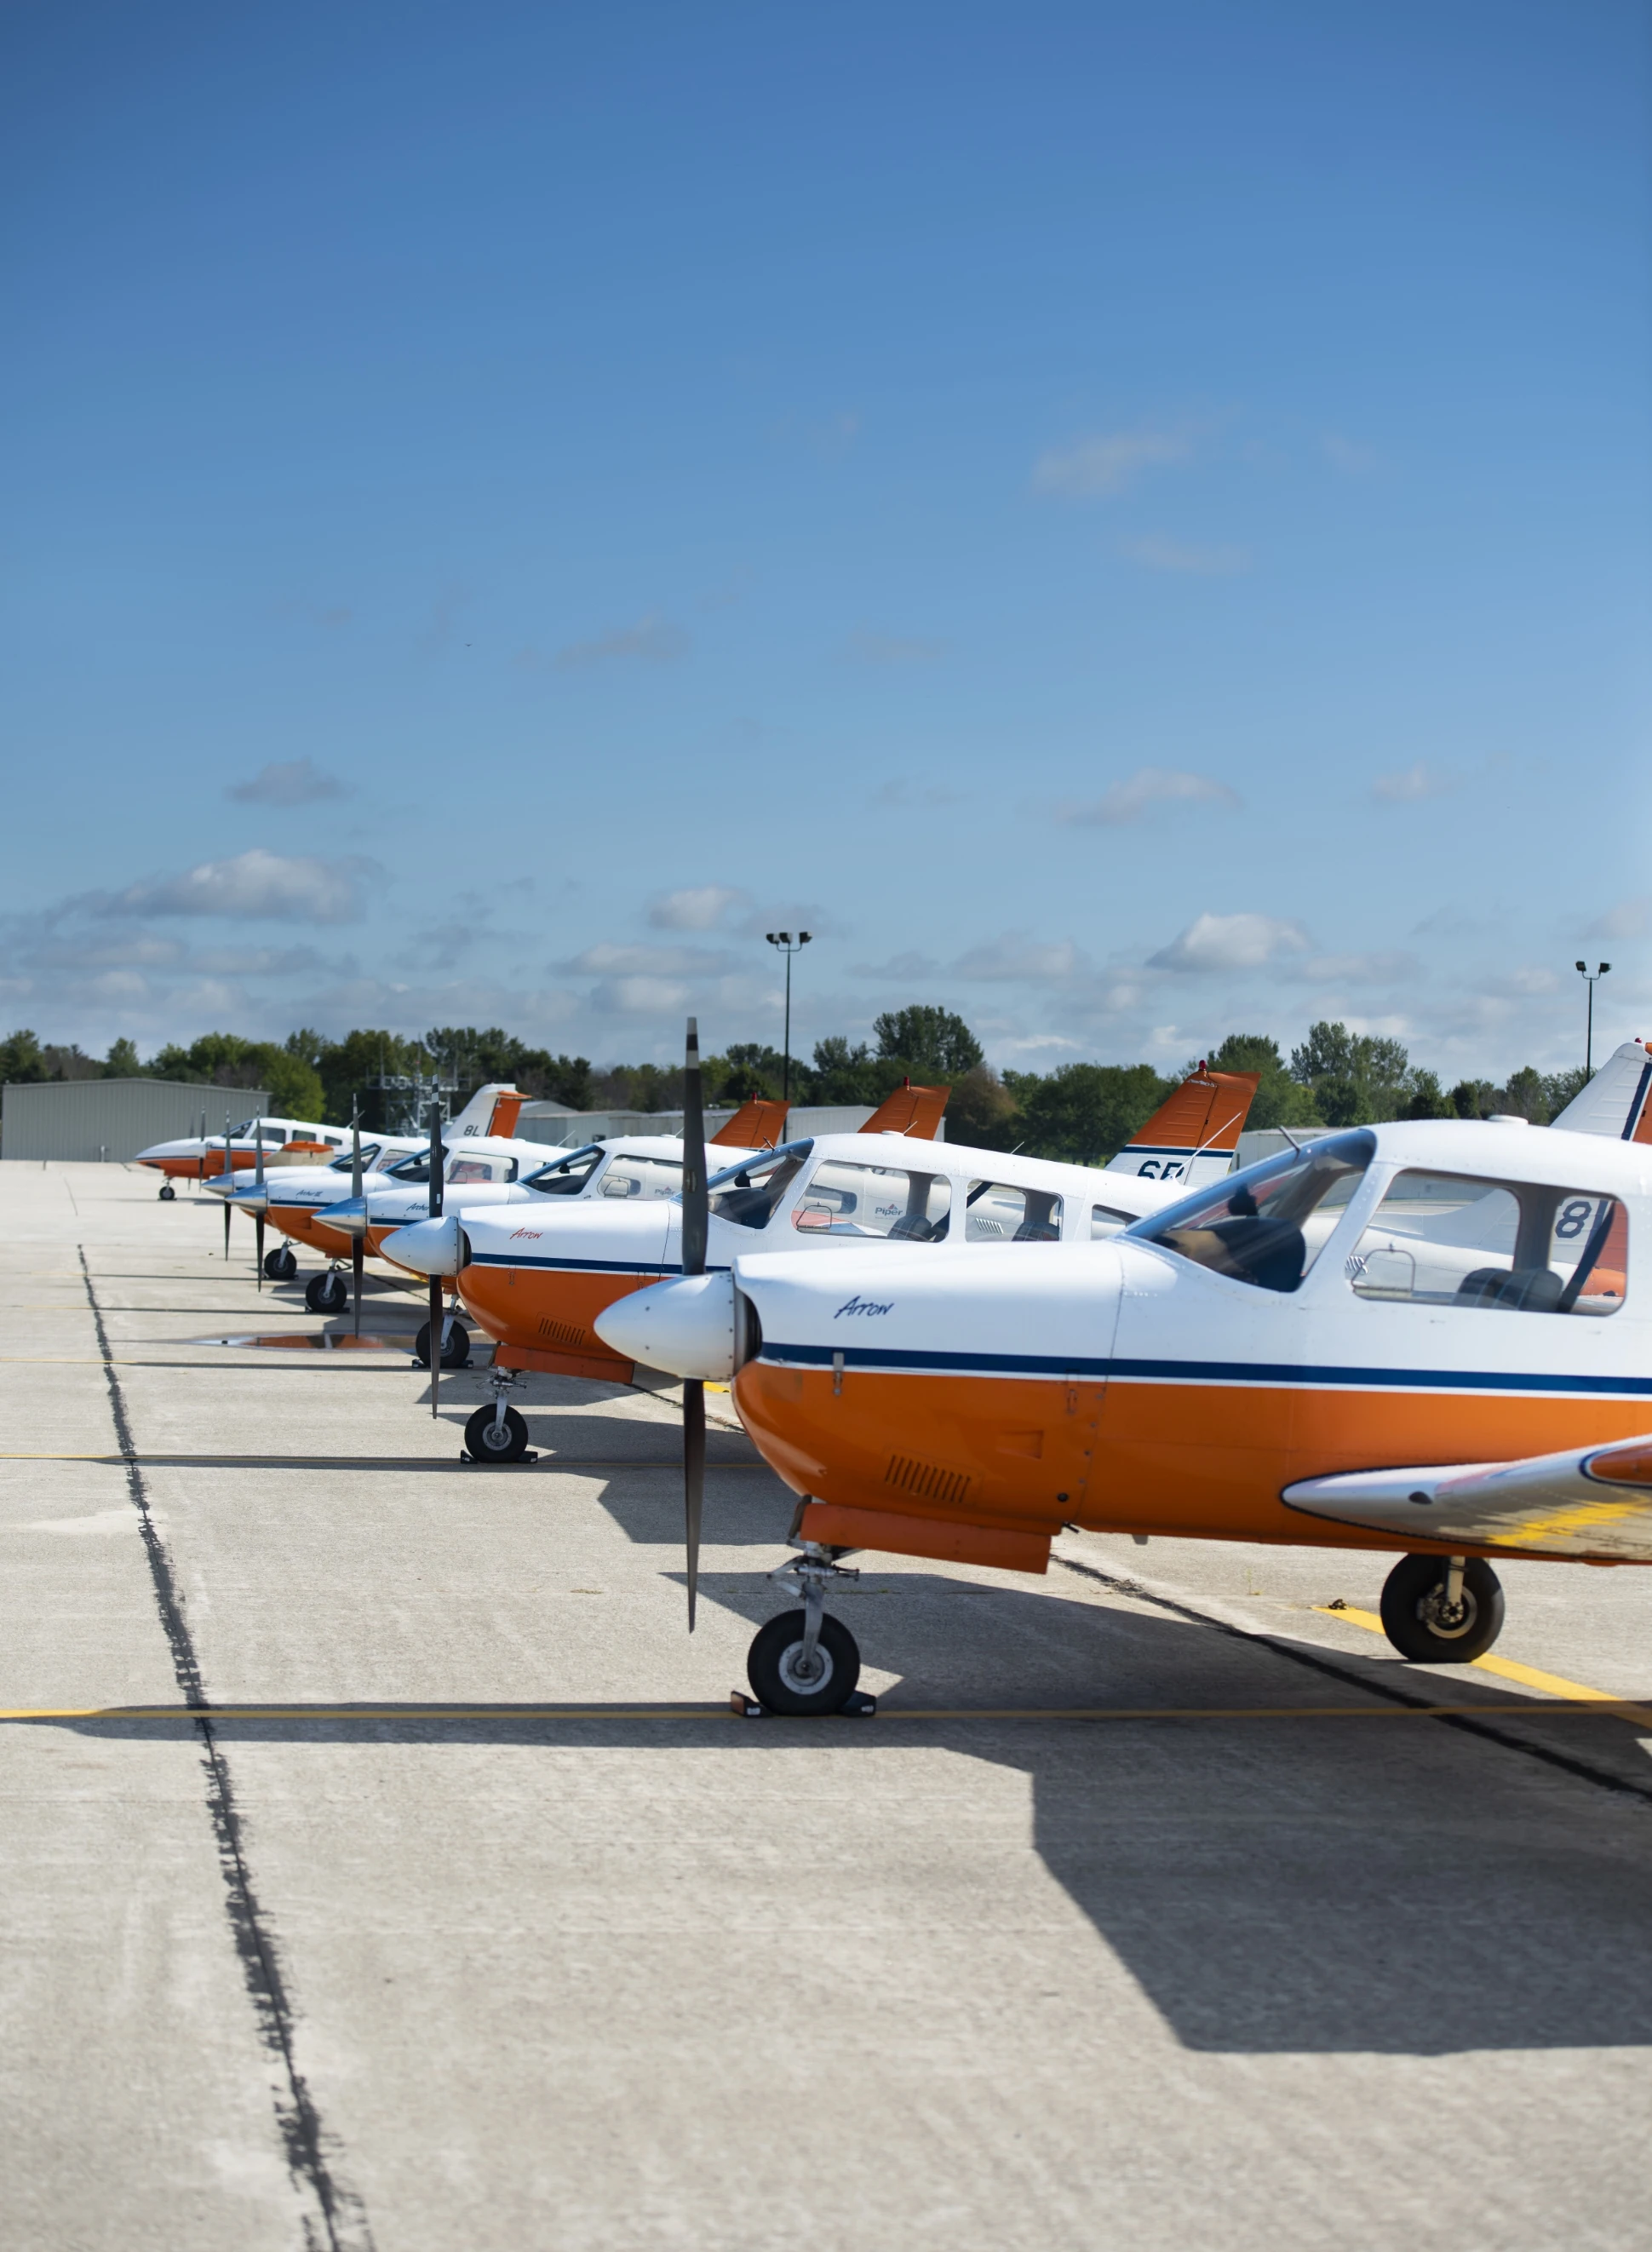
[766, 930, 812, 1102]
[1575, 960, 1611, 1078]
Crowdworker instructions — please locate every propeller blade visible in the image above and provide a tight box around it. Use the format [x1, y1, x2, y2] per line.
[684, 1377, 704, 1631]
[253, 1120, 265, 1280]
[353, 1237, 364, 1338]
[223, 1195, 232, 1261]
[351, 1106, 362, 1198]
[351, 1106, 364, 1336]
[681, 1015, 707, 1279]
[427, 1100, 445, 1416]
[255, 1214, 265, 1287]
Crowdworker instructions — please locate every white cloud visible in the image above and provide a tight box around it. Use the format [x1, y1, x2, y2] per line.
[1061, 767, 1242, 826]
[1285, 950, 1420, 986]
[1032, 428, 1190, 499]
[106, 851, 374, 922]
[1149, 912, 1311, 974]
[227, 758, 348, 807]
[848, 949, 943, 980]
[649, 885, 746, 932]
[952, 933, 1083, 983]
[1120, 534, 1251, 576]
[1373, 761, 1453, 804]
[1589, 899, 1650, 941]
[566, 942, 732, 977]
[555, 613, 688, 669]
[590, 975, 693, 1015]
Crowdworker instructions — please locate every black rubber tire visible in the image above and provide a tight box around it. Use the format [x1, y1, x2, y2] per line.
[415, 1317, 471, 1370]
[1380, 1554, 1505, 1663]
[305, 1269, 349, 1314]
[158, 1183, 175, 1201]
[464, 1404, 529, 1462]
[748, 1608, 862, 1716]
[264, 1245, 297, 1282]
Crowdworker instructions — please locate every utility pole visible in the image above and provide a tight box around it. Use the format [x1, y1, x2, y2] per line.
[1575, 960, 1611, 1078]
[766, 930, 812, 1102]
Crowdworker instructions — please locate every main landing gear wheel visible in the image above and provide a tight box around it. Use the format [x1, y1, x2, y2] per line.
[415, 1317, 470, 1369]
[305, 1269, 349, 1315]
[748, 1609, 862, 1716]
[264, 1244, 297, 1282]
[464, 1403, 529, 1462]
[158, 1183, 175, 1202]
[1380, 1554, 1505, 1664]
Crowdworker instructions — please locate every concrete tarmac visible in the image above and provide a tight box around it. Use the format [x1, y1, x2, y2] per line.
[3, 1162, 1650, 2251]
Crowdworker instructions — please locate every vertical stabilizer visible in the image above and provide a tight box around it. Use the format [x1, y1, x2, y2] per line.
[1551, 1042, 1652, 1142]
[450, 1083, 523, 1140]
[712, 1097, 789, 1149]
[1104, 1068, 1261, 1186]
[862, 1083, 949, 1139]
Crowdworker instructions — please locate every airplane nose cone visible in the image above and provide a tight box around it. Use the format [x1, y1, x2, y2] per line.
[594, 1272, 737, 1381]
[227, 1182, 269, 1213]
[381, 1215, 469, 1276]
[325, 1196, 370, 1237]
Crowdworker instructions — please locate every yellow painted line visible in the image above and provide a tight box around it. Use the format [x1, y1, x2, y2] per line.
[1483, 1497, 1651, 1548]
[4, 1698, 1652, 1727]
[1316, 1606, 1652, 1727]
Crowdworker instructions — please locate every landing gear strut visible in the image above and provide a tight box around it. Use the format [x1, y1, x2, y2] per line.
[305, 1267, 349, 1315]
[464, 1369, 530, 1463]
[264, 1244, 297, 1283]
[1380, 1553, 1506, 1663]
[158, 1182, 175, 1202]
[746, 1541, 863, 1715]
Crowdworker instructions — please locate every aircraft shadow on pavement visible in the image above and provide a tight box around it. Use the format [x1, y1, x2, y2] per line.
[56, 1571, 1652, 2056]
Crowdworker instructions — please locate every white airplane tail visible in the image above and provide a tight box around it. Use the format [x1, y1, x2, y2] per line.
[1104, 1066, 1261, 1186]
[1550, 1042, 1652, 1142]
[448, 1083, 525, 1140]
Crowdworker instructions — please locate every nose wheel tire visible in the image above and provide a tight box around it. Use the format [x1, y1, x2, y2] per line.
[305, 1269, 349, 1314]
[158, 1183, 175, 1202]
[264, 1245, 298, 1282]
[464, 1404, 529, 1462]
[1380, 1554, 1505, 1663]
[415, 1317, 471, 1370]
[747, 1608, 862, 1716]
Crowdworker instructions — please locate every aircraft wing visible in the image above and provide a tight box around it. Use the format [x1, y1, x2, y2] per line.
[1282, 1436, 1652, 1560]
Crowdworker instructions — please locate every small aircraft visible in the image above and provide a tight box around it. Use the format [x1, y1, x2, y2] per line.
[381, 1043, 1258, 1465]
[136, 1112, 348, 1198]
[208, 1083, 529, 1302]
[582, 1027, 1652, 1715]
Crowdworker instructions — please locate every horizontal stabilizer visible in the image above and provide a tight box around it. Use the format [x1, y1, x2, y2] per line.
[1282, 1435, 1652, 1560]
[1104, 1068, 1260, 1186]
[1551, 1041, 1652, 1142]
[862, 1083, 949, 1139]
[713, 1096, 789, 1149]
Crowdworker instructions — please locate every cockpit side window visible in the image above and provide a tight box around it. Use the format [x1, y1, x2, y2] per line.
[965, 1180, 1062, 1244]
[384, 1152, 431, 1184]
[791, 1158, 952, 1241]
[1347, 1170, 1627, 1316]
[1130, 1130, 1375, 1294]
[708, 1140, 815, 1231]
[599, 1153, 683, 1201]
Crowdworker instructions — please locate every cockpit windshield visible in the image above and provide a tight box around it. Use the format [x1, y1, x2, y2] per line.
[705, 1140, 815, 1231]
[383, 1151, 432, 1184]
[327, 1145, 381, 1173]
[524, 1145, 605, 1196]
[1128, 1130, 1375, 1293]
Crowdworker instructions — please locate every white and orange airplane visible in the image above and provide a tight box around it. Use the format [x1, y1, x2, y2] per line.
[596, 1047, 1652, 1713]
[381, 1056, 1259, 1458]
[137, 1112, 350, 1198]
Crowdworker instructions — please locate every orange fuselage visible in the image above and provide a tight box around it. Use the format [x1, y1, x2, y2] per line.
[458, 1260, 663, 1382]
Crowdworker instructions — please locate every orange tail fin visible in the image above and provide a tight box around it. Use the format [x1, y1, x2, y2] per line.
[713, 1097, 789, 1149]
[486, 1091, 525, 1139]
[1126, 1067, 1259, 1156]
[861, 1082, 949, 1140]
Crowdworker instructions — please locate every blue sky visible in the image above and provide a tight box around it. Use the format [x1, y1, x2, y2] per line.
[3, 1, 1649, 1078]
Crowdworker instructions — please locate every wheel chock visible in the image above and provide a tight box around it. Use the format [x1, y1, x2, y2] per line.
[727, 1689, 877, 1718]
[457, 1450, 540, 1466]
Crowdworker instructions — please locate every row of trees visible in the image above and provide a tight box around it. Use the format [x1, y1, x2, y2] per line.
[0, 1009, 1592, 1165]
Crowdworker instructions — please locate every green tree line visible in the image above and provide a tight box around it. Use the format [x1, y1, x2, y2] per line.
[0, 1009, 1592, 1163]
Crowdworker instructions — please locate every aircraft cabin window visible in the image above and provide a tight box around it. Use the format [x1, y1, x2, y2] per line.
[1132, 1130, 1374, 1294]
[707, 1141, 815, 1230]
[1090, 1204, 1135, 1240]
[525, 1146, 604, 1197]
[792, 1159, 953, 1242]
[447, 1156, 511, 1185]
[1347, 1170, 1627, 1316]
[965, 1181, 1062, 1243]
[599, 1154, 683, 1201]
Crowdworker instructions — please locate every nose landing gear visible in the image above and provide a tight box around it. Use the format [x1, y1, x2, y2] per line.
[305, 1267, 349, 1315]
[264, 1244, 298, 1282]
[1380, 1553, 1505, 1663]
[746, 1541, 866, 1715]
[158, 1182, 175, 1202]
[415, 1310, 471, 1369]
[463, 1370, 531, 1463]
